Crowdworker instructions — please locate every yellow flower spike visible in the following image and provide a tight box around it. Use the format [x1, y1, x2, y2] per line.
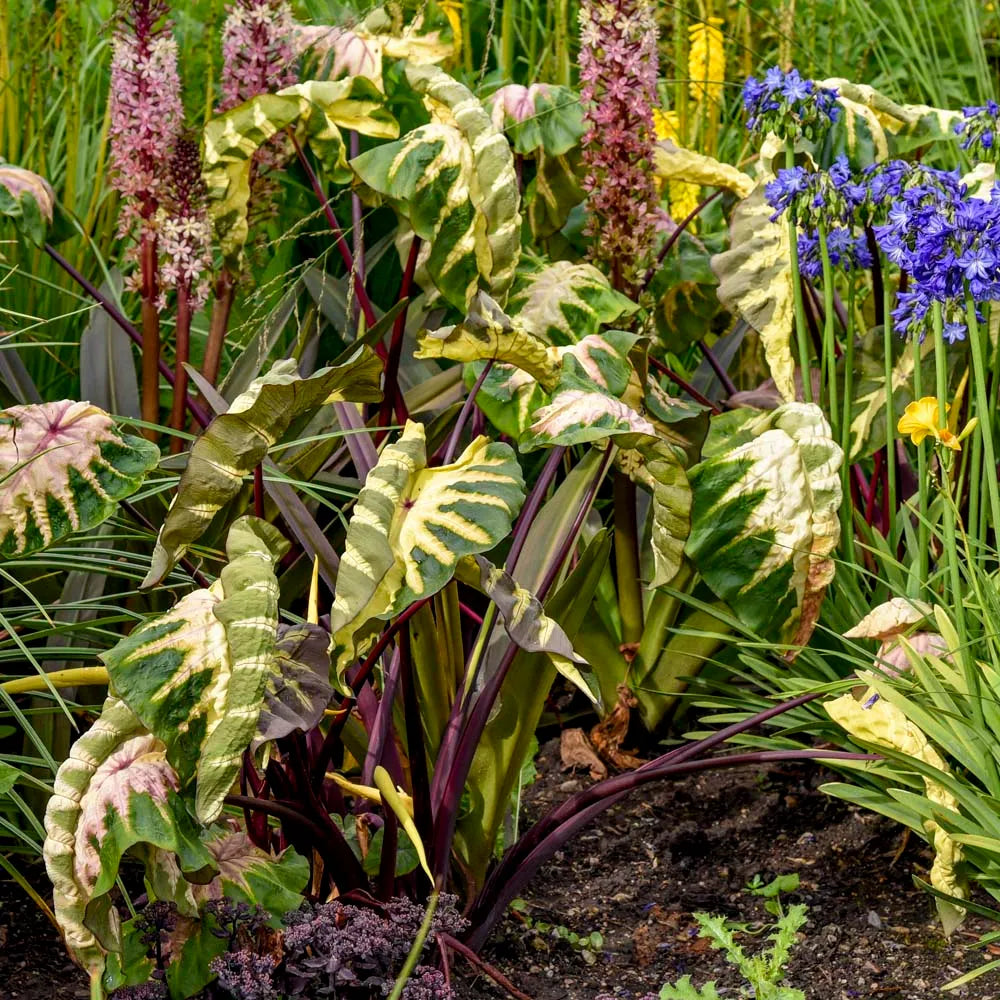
[687, 17, 725, 106]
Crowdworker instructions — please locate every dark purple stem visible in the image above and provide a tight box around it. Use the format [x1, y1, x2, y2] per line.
[466, 747, 876, 945]
[439, 360, 494, 465]
[698, 341, 737, 397]
[641, 190, 724, 292]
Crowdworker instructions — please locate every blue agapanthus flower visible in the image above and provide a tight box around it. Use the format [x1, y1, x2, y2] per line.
[742, 66, 840, 141]
[954, 100, 1000, 160]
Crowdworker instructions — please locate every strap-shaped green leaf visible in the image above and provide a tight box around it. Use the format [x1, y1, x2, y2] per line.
[710, 183, 796, 403]
[204, 77, 399, 265]
[351, 65, 521, 310]
[685, 402, 842, 646]
[43, 697, 213, 986]
[143, 349, 381, 588]
[331, 420, 524, 678]
[107, 517, 288, 823]
[506, 260, 638, 346]
[0, 400, 160, 559]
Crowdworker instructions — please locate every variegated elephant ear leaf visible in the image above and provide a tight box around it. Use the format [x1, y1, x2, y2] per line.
[204, 77, 398, 266]
[43, 697, 214, 987]
[351, 64, 521, 310]
[254, 622, 333, 748]
[415, 291, 557, 387]
[506, 260, 638, 345]
[0, 401, 160, 559]
[460, 555, 600, 705]
[143, 349, 381, 588]
[107, 517, 288, 823]
[711, 183, 796, 403]
[520, 380, 693, 586]
[820, 79, 960, 163]
[652, 141, 754, 199]
[685, 402, 842, 649]
[330, 420, 525, 678]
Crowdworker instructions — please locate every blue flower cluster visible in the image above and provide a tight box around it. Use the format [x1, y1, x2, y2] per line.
[954, 101, 1000, 161]
[762, 148, 999, 341]
[742, 67, 841, 141]
[797, 228, 873, 279]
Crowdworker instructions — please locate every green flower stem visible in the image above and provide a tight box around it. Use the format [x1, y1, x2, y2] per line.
[966, 295, 1000, 555]
[912, 332, 929, 592]
[388, 885, 441, 1000]
[882, 275, 896, 539]
[817, 224, 838, 435]
[933, 306, 967, 649]
[840, 283, 856, 568]
[786, 142, 812, 402]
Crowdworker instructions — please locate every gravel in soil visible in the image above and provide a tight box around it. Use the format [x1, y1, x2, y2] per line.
[4, 740, 1000, 1000]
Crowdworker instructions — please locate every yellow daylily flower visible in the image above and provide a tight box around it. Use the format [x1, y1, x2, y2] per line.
[898, 397, 960, 451]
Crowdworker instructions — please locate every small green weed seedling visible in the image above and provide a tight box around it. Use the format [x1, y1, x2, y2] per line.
[510, 899, 605, 965]
[658, 874, 808, 1000]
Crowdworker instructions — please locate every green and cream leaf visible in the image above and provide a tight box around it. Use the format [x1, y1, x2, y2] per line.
[43, 697, 213, 986]
[463, 555, 599, 704]
[330, 421, 524, 678]
[685, 402, 842, 647]
[107, 517, 288, 823]
[506, 260, 638, 345]
[711, 184, 796, 402]
[204, 77, 398, 265]
[351, 65, 521, 310]
[0, 401, 159, 559]
[143, 350, 381, 588]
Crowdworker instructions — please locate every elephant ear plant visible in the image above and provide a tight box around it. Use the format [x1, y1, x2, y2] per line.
[4, 23, 876, 1000]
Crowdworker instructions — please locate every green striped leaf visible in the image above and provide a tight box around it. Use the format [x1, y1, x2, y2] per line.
[204, 78, 398, 265]
[106, 517, 288, 823]
[0, 400, 159, 559]
[685, 402, 842, 646]
[351, 64, 521, 310]
[143, 349, 381, 588]
[711, 183, 796, 402]
[525, 148, 586, 239]
[331, 420, 524, 678]
[506, 260, 638, 346]
[43, 697, 213, 986]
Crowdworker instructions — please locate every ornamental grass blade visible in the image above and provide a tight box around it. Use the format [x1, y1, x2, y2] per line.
[330, 420, 524, 679]
[0, 401, 159, 559]
[143, 350, 381, 588]
[685, 402, 842, 647]
[107, 517, 288, 824]
[43, 697, 213, 985]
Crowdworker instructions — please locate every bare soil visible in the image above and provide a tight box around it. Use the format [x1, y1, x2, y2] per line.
[3, 741, 999, 999]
